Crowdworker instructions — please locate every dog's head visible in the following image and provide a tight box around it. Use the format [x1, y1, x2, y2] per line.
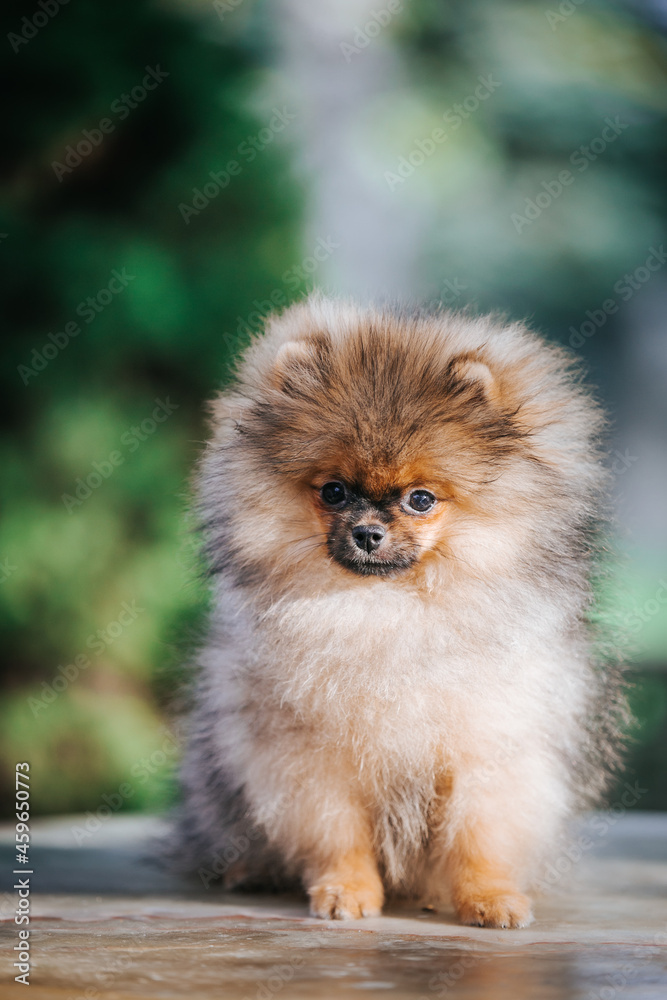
[204, 297, 603, 588]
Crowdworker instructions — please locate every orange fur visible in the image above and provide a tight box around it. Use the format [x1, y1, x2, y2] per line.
[307, 846, 384, 920]
[172, 294, 627, 927]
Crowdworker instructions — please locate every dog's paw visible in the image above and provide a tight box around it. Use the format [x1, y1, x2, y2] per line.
[309, 879, 383, 920]
[455, 890, 533, 929]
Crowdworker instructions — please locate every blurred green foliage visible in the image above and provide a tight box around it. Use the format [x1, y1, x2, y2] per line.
[1, 0, 665, 816]
[0, 0, 302, 816]
[390, 0, 667, 805]
[394, 0, 667, 320]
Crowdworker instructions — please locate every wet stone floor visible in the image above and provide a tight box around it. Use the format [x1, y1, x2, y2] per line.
[1, 812, 666, 999]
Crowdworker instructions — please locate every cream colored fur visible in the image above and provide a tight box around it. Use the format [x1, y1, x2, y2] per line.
[172, 295, 626, 928]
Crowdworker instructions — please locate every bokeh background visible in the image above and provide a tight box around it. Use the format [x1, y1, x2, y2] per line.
[1, 0, 666, 819]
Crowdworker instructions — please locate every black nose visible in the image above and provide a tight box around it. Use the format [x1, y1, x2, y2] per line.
[351, 524, 386, 553]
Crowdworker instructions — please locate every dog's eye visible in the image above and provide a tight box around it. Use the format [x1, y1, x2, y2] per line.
[406, 490, 436, 513]
[321, 481, 347, 507]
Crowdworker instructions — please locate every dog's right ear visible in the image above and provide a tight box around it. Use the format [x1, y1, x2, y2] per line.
[271, 335, 330, 395]
[273, 338, 316, 375]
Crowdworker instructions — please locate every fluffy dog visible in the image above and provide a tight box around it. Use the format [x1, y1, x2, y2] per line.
[172, 295, 626, 927]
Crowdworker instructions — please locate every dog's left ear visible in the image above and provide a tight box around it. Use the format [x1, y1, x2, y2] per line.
[448, 355, 498, 402]
[271, 335, 329, 395]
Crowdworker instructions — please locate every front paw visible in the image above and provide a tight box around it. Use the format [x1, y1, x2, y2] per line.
[455, 889, 533, 929]
[309, 877, 383, 920]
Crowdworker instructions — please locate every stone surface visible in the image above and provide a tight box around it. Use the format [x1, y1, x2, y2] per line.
[1, 812, 666, 998]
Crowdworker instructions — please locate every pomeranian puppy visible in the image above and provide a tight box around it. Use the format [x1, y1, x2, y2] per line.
[173, 294, 625, 928]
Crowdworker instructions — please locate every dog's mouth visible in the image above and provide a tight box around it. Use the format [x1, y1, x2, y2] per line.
[329, 547, 418, 578]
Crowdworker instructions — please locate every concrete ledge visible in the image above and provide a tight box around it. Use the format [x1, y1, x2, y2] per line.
[1, 813, 666, 998]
